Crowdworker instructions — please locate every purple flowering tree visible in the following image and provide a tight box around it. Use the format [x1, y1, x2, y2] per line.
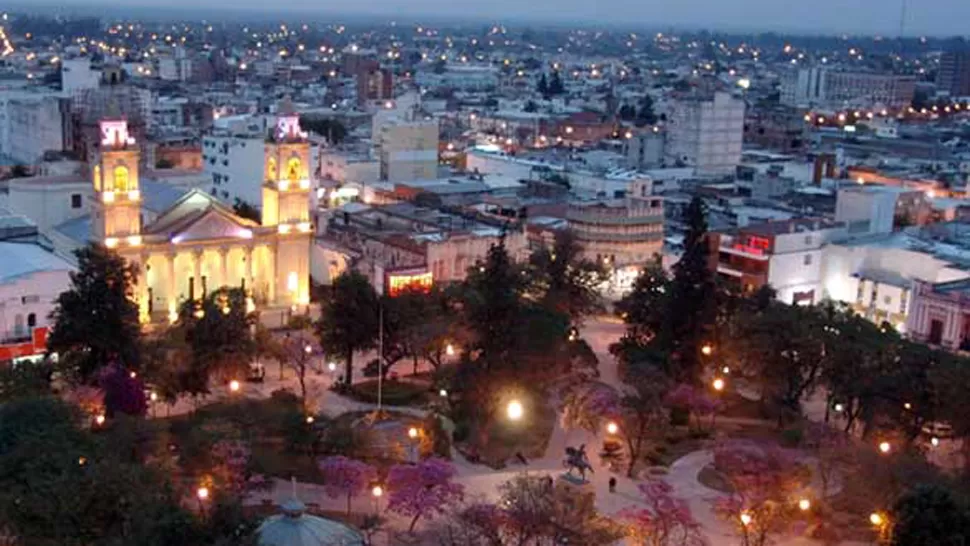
[621, 479, 706, 546]
[318, 455, 378, 515]
[387, 457, 464, 532]
[665, 383, 722, 431]
[99, 364, 147, 417]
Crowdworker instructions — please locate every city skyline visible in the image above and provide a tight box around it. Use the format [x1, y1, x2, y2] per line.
[16, 0, 970, 37]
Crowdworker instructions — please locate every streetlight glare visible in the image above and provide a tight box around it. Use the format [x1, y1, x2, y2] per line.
[371, 485, 383, 497]
[712, 378, 725, 391]
[878, 441, 891, 454]
[95, 414, 106, 426]
[701, 344, 713, 356]
[798, 499, 811, 511]
[327, 362, 337, 372]
[197, 487, 210, 500]
[408, 427, 419, 439]
[229, 380, 240, 392]
[507, 400, 524, 421]
[740, 512, 752, 526]
[606, 421, 619, 435]
[869, 512, 884, 526]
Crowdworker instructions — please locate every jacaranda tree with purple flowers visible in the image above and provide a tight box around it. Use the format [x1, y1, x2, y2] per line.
[621, 479, 706, 546]
[318, 455, 378, 515]
[387, 457, 464, 532]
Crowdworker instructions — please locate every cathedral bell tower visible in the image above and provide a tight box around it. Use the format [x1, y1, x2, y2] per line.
[262, 102, 312, 307]
[91, 118, 142, 249]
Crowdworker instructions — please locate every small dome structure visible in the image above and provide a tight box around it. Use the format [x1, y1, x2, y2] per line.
[257, 498, 364, 546]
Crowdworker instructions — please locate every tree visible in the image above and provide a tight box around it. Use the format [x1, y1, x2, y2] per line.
[316, 271, 379, 386]
[0, 360, 52, 402]
[536, 73, 549, 98]
[317, 456, 377, 515]
[523, 100, 539, 113]
[636, 95, 658, 126]
[48, 243, 142, 384]
[712, 440, 805, 546]
[890, 484, 970, 546]
[177, 287, 257, 393]
[461, 239, 529, 372]
[280, 331, 316, 411]
[299, 116, 347, 145]
[664, 383, 721, 432]
[387, 457, 464, 532]
[528, 229, 607, 323]
[548, 71, 565, 96]
[99, 363, 147, 417]
[621, 479, 705, 546]
[619, 104, 637, 121]
[232, 198, 261, 224]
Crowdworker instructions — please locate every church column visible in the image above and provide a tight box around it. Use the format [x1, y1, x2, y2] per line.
[167, 252, 177, 322]
[219, 246, 229, 291]
[244, 245, 254, 291]
[193, 249, 203, 300]
[138, 253, 151, 323]
[267, 243, 277, 304]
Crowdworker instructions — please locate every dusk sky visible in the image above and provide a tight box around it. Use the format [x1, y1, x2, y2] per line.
[41, 0, 970, 36]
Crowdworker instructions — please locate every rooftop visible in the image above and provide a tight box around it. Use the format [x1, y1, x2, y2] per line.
[0, 241, 74, 283]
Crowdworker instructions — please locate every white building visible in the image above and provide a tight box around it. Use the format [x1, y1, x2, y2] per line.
[202, 133, 267, 206]
[373, 116, 439, 183]
[60, 58, 101, 94]
[665, 91, 745, 176]
[781, 67, 916, 109]
[0, 216, 74, 362]
[0, 90, 68, 164]
[835, 185, 929, 236]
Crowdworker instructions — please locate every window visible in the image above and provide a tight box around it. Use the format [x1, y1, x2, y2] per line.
[93, 165, 101, 191]
[286, 158, 302, 182]
[71, 194, 82, 209]
[883, 295, 892, 305]
[804, 235, 812, 245]
[803, 254, 813, 266]
[266, 158, 277, 181]
[27, 313, 36, 328]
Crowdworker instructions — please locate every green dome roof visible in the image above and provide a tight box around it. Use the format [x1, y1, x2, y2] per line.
[257, 499, 364, 546]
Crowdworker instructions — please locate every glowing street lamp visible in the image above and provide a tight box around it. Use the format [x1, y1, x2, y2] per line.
[408, 427, 419, 439]
[305, 416, 315, 424]
[304, 344, 313, 355]
[445, 344, 455, 356]
[712, 378, 725, 392]
[798, 499, 811, 511]
[229, 380, 241, 393]
[327, 362, 337, 372]
[439, 389, 448, 397]
[197, 487, 210, 501]
[95, 414, 106, 426]
[740, 512, 753, 526]
[931, 436, 940, 447]
[701, 344, 713, 356]
[507, 400, 524, 421]
[606, 422, 619, 435]
[878, 441, 891, 454]
[371, 485, 384, 497]
[869, 512, 884, 526]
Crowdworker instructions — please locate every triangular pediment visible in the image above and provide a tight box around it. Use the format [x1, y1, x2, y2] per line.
[171, 209, 254, 243]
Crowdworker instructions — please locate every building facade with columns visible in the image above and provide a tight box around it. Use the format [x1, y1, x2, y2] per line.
[90, 115, 311, 323]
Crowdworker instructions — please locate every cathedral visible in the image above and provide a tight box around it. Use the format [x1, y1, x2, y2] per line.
[90, 114, 312, 323]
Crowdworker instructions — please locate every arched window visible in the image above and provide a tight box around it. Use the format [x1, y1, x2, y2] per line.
[286, 158, 301, 183]
[113, 166, 129, 192]
[93, 165, 102, 191]
[266, 158, 277, 181]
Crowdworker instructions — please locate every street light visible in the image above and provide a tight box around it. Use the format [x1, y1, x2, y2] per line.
[507, 400, 524, 421]
[197, 487, 210, 501]
[304, 344, 312, 355]
[701, 344, 713, 356]
[327, 362, 337, 372]
[869, 512, 884, 526]
[878, 441, 891, 454]
[445, 344, 455, 356]
[712, 378, 725, 392]
[740, 512, 753, 526]
[371, 485, 383, 497]
[606, 422, 619, 435]
[95, 414, 106, 426]
[408, 427, 419, 439]
[798, 499, 811, 511]
[931, 436, 940, 447]
[229, 380, 240, 393]
[439, 389, 448, 397]
[306, 416, 315, 424]
[722, 366, 730, 375]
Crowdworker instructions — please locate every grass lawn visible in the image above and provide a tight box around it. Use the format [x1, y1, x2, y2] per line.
[347, 380, 430, 407]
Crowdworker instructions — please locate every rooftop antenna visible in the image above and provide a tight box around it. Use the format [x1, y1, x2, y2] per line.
[897, 0, 908, 58]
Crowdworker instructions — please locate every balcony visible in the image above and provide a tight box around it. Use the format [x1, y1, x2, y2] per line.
[719, 242, 771, 261]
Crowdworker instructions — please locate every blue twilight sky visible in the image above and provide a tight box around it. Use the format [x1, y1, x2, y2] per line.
[35, 0, 970, 36]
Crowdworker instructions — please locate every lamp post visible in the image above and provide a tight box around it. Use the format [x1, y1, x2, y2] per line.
[507, 400, 524, 421]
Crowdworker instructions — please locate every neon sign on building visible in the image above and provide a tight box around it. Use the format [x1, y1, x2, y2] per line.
[387, 271, 433, 296]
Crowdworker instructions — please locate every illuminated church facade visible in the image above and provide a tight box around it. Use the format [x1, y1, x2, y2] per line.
[91, 115, 312, 323]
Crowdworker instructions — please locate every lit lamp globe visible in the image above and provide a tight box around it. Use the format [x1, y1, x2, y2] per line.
[606, 422, 619, 435]
[507, 400, 524, 421]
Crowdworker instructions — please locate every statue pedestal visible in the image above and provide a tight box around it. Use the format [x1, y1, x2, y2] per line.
[556, 473, 596, 505]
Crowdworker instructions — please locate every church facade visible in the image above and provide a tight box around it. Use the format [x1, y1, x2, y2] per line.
[90, 115, 312, 323]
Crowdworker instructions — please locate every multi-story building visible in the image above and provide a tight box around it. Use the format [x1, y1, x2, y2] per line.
[60, 58, 101, 94]
[708, 218, 845, 305]
[0, 215, 74, 363]
[0, 90, 70, 164]
[665, 91, 745, 176]
[202, 132, 267, 206]
[781, 67, 916, 109]
[356, 63, 393, 107]
[624, 130, 666, 170]
[835, 185, 930, 236]
[743, 105, 808, 153]
[937, 51, 970, 98]
[374, 116, 439, 182]
[566, 179, 664, 295]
